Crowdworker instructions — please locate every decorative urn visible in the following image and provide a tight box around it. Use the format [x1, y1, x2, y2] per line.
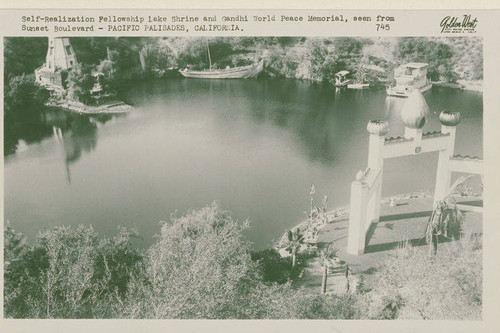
[438, 110, 461, 126]
[401, 90, 430, 129]
[366, 120, 389, 136]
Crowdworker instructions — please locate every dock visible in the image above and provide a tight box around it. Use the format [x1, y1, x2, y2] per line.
[47, 99, 135, 115]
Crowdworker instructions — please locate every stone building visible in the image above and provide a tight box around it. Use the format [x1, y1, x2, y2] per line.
[35, 37, 78, 90]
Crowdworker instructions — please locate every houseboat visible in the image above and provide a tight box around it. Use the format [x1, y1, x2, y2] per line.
[386, 62, 432, 97]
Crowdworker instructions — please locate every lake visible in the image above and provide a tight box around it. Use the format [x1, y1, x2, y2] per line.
[4, 78, 483, 249]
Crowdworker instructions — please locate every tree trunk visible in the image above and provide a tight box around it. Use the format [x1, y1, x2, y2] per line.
[291, 249, 296, 268]
[321, 260, 328, 294]
[429, 233, 438, 256]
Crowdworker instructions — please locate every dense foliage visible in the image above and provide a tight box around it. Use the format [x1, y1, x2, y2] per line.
[4, 203, 482, 319]
[393, 37, 456, 82]
[4, 74, 50, 112]
[370, 238, 482, 319]
[4, 37, 47, 84]
[3, 36, 483, 107]
[4, 204, 369, 319]
[4, 224, 142, 318]
[66, 64, 96, 105]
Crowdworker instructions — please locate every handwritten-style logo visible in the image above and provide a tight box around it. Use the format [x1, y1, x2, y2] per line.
[440, 15, 478, 33]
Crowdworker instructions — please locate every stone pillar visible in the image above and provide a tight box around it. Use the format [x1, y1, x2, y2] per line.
[347, 175, 369, 255]
[347, 120, 388, 255]
[366, 121, 389, 224]
[434, 111, 460, 205]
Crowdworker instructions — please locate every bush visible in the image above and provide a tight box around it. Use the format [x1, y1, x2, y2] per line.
[123, 203, 258, 319]
[3, 224, 143, 318]
[4, 74, 50, 112]
[370, 237, 482, 319]
[139, 42, 174, 78]
[5, 203, 481, 320]
[66, 64, 96, 104]
[393, 38, 457, 82]
[251, 249, 298, 283]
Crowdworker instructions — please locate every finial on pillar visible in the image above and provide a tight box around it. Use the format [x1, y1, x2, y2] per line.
[439, 111, 461, 126]
[366, 120, 389, 136]
[401, 90, 430, 129]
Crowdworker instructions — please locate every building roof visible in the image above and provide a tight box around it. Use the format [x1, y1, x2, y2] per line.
[335, 70, 349, 76]
[403, 62, 428, 69]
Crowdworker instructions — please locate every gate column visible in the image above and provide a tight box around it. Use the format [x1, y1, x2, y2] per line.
[366, 121, 389, 224]
[434, 111, 461, 205]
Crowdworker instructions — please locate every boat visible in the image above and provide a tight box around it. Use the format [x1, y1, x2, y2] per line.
[179, 43, 264, 79]
[386, 62, 432, 97]
[179, 60, 264, 79]
[347, 83, 369, 89]
[334, 70, 350, 87]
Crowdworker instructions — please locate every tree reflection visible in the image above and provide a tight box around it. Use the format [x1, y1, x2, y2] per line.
[5, 107, 119, 184]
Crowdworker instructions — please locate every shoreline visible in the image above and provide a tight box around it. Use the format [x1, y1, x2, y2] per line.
[46, 99, 135, 115]
[276, 189, 482, 254]
[277, 191, 433, 247]
[432, 80, 483, 92]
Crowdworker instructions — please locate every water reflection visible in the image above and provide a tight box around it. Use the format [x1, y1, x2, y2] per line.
[5, 107, 122, 183]
[4, 79, 483, 249]
[4, 107, 53, 156]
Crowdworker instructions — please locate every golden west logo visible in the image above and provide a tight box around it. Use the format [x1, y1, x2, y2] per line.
[440, 15, 478, 33]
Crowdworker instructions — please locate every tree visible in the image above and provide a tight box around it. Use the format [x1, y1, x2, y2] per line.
[393, 37, 456, 81]
[4, 224, 29, 317]
[4, 74, 50, 112]
[139, 42, 173, 78]
[96, 58, 117, 95]
[333, 37, 363, 58]
[4, 38, 47, 84]
[66, 64, 96, 104]
[285, 228, 304, 269]
[425, 176, 470, 256]
[3, 225, 143, 319]
[320, 244, 336, 294]
[124, 203, 259, 319]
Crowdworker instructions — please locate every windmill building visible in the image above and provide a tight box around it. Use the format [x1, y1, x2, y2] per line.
[35, 37, 78, 90]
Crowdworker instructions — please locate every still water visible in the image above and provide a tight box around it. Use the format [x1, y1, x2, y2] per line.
[4, 79, 483, 249]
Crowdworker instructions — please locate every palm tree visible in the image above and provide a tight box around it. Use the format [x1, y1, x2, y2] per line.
[426, 175, 471, 256]
[320, 244, 336, 294]
[286, 228, 304, 269]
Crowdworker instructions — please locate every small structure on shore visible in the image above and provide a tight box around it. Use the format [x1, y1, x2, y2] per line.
[35, 37, 77, 90]
[334, 70, 350, 87]
[347, 90, 483, 255]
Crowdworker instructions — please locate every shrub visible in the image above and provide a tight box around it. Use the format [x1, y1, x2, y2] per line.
[370, 237, 482, 320]
[3, 225, 143, 318]
[4, 74, 50, 112]
[66, 64, 96, 104]
[123, 203, 258, 319]
[251, 249, 302, 283]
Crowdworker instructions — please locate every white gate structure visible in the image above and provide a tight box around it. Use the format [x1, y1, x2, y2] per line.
[346, 91, 483, 255]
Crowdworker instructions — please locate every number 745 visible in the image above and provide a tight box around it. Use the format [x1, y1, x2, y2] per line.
[376, 24, 390, 31]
